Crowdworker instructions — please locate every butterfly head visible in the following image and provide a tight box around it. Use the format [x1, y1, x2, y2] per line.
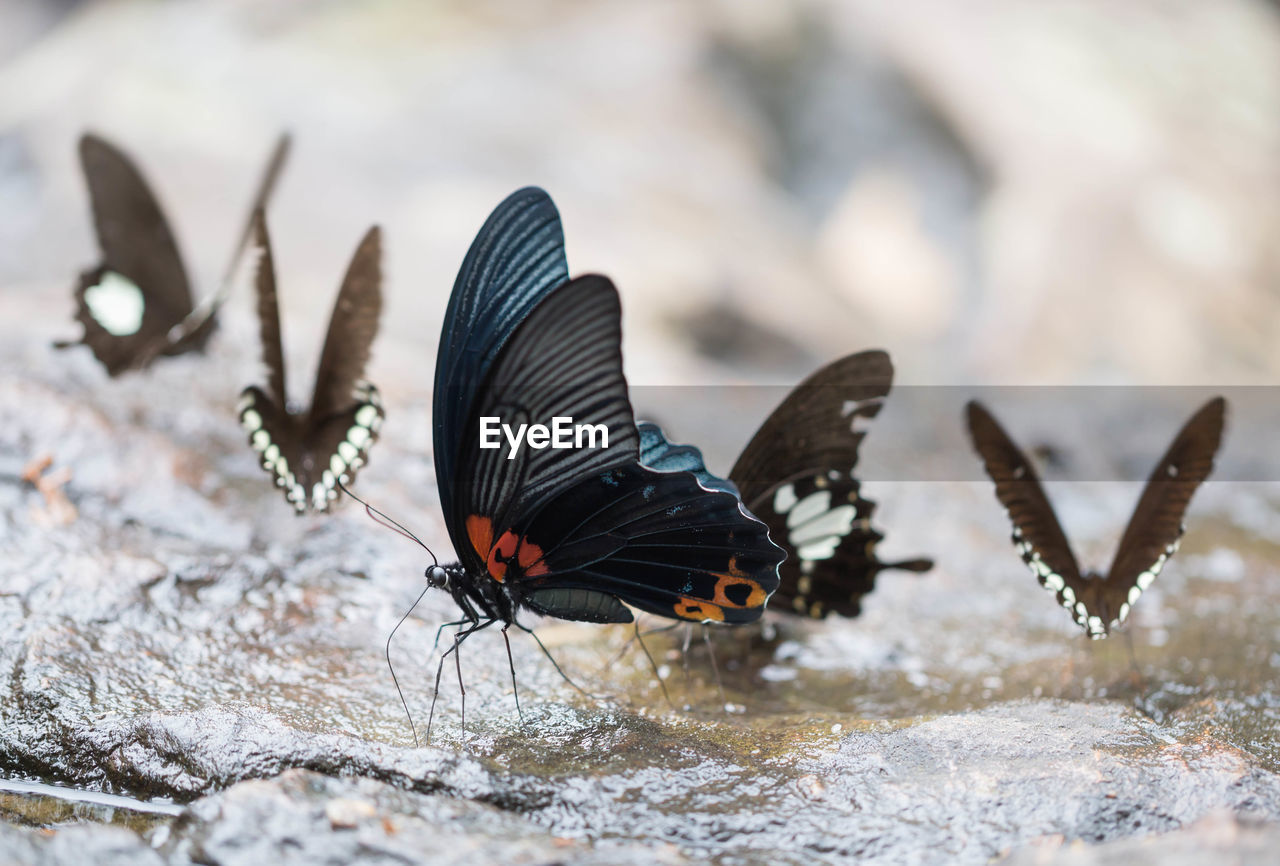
[425, 564, 451, 589]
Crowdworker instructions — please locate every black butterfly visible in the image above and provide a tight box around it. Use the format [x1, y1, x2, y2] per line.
[966, 397, 1226, 638]
[639, 350, 933, 620]
[56, 132, 290, 375]
[238, 212, 384, 513]
[425, 187, 784, 640]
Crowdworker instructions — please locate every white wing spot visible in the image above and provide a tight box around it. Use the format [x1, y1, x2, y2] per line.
[84, 272, 145, 336]
[773, 484, 798, 514]
[788, 491, 831, 529]
[790, 504, 856, 546]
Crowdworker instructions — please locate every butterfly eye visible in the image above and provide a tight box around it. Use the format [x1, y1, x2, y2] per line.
[426, 566, 449, 588]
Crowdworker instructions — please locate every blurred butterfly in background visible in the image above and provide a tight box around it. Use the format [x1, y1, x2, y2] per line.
[639, 350, 933, 621]
[238, 211, 383, 513]
[966, 397, 1226, 638]
[425, 187, 784, 637]
[56, 132, 290, 375]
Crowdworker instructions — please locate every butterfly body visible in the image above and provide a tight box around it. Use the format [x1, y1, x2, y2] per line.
[967, 398, 1225, 639]
[239, 213, 383, 513]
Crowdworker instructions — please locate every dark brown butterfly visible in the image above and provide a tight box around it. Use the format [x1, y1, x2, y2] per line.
[56, 132, 290, 375]
[237, 211, 383, 513]
[640, 350, 933, 620]
[966, 397, 1226, 638]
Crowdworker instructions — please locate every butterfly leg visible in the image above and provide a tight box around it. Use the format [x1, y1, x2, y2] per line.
[701, 624, 729, 711]
[513, 621, 594, 700]
[1121, 626, 1144, 689]
[450, 617, 498, 738]
[426, 611, 479, 744]
[433, 617, 471, 651]
[501, 623, 524, 725]
[632, 622, 674, 710]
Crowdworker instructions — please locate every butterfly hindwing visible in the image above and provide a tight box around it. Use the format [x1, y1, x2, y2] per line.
[449, 275, 783, 624]
[1100, 397, 1226, 628]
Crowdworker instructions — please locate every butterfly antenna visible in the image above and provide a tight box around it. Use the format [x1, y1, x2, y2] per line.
[336, 480, 438, 568]
[386, 584, 430, 748]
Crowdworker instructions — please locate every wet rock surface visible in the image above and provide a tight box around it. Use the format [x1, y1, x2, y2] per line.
[3, 0, 1280, 863]
[4, 362, 1280, 864]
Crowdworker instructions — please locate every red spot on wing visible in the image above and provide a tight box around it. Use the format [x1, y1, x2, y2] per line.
[487, 530, 518, 582]
[516, 539, 548, 576]
[464, 514, 550, 581]
[466, 515, 493, 560]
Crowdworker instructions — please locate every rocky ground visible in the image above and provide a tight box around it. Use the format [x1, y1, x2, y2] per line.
[2, 1, 1280, 864]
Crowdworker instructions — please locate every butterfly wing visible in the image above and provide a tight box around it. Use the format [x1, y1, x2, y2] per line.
[450, 275, 783, 625]
[64, 134, 195, 375]
[162, 133, 293, 360]
[1098, 397, 1226, 630]
[432, 187, 569, 523]
[729, 350, 892, 503]
[636, 421, 741, 496]
[239, 213, 306, 510]
[298, 226, 385, 511]
[722, 351, 931, 618]
[966, 401, 1091, 612]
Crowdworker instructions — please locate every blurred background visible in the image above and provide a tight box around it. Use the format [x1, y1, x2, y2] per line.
[4, 0, 1278, 385]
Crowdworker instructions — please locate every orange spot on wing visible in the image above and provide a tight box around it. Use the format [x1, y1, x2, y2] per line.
[517, 539, 549, 576]
[673, 597, 726, 623]
[711, 574, 767, 609]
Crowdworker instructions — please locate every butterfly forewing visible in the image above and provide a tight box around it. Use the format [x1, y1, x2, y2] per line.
[433, 188, 569, 522]
[730, 350, 892, 505]
[1101, 397, 1226, 626]
[70, 135, 195, 374]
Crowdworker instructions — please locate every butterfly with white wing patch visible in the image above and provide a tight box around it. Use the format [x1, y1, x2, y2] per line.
[56, 132, 290, 375]
[238, 211, 384, 514]
[966, 397, 1226, 638]
[639, 350, 933, 620]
